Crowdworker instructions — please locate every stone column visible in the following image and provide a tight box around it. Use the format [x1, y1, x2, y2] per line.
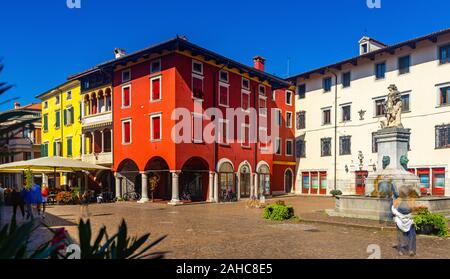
[236, 172, 241, 201]
[101, 131, 105, 153]
[91, 132, 95, 154]
[207, 171, 215, 202]
[114, 172, 121, 198]
[42, 173, 48, 186]
[81, 100, 85, 118]
[253, 173, 258, 198]
[84, 172, 89, 192]
[168, 171, 182, 205]
[89, 99, 92, 115]
[214, 172, 219, 203]
[81, 133, 86, 155]
[138, 172, 149, 203]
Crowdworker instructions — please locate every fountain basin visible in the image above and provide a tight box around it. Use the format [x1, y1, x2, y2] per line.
[326, 195, 450, 221]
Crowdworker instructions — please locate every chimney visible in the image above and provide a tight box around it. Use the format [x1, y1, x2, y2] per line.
[14, 102, 21, 109]
[253, 56, 266, 72]
[114, 48, 126, 59]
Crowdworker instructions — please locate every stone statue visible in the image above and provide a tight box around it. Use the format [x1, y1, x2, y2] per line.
[380, 85, 403, 129]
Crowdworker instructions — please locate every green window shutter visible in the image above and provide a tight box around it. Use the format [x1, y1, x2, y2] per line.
[44, 144, 48, 157]
[55, 111, 60, 128]
[63, 110, 67, 126]
[40, 144, 44, 156]
[53, 142, 56, 156]
[44, 115, 48, 131]
[70, 107, 75, 125]
[67, 138, 72, 157]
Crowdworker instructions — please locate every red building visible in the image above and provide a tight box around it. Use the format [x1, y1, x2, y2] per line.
[97, 37, 295, 204]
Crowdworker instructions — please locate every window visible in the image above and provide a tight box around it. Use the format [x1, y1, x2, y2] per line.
[259, 85, 266, 96]
[286, 111, 293, 128]
[340, 136, 351, 155]
[192, 113, 203, 143]
[259, 97, 267, 116]
[375, 62, 386, 79]
[122, 85, 131, 108]
[122, 69, 131, 83]
[218, 119, 229, 145]
[219, 70, 229, 83]
[321, 138, 332, 157]
[122, 120, 132, 144]
[323, 77, 332, 92]
[55, 95, 60, 105]
[64, 107, 74, 126]
[43, 114, 48, 132]
[41, 142, 49, 157]
[43, 101, 48, 109]
[296, 138, 306, 158]
[66, 91, 72, 100]
[296, 111, 305, 130]
[242, 78, 250, 90]
[286, 91, 293, 105]
[342, 72, 351, 88]
[55, 110, 61, 129]
[259, 127, 268, 150]
[53, 141, 62, 157]
[375, 98, 385, 117]
[399, 55, 410, 74]
[218, 83, 229, 107]
[436, 124, 450, 149]
[150, 114, 162, 141]
[192, 60, 203, 74]
[275, 109, 282, 126]
[241, 124, 250, 148]
[439, 44, 450, 64]
[241, 91, 250, 111]
[362, 43, 368, 54]
[150, 76, 162, 101]
[401, 94, 410, 112]
[275, 137, 282, 155]
[192, 75, 204, 100]
[150, 59, 161, 74]
[439, 86, 450, 106]
[322, 108, 331, 125]
[286, 139, 293, 156]
[298, 84, 306, 99]
[66, 137, 73, 157]
[342, 104, 351, 122]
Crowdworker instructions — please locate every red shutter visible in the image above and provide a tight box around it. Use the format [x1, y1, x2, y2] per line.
[123, 122, 131, 143]
[219, 85, 228, 106]
[152, 116, 161, 140]
[152, 78, 161, 100]
[123, 87, 130, 107]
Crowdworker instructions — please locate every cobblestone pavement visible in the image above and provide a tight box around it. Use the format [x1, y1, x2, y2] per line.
[16, 196, 450, 259]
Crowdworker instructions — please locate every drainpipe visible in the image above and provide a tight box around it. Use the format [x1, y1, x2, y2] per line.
[326, 68, 338, 191]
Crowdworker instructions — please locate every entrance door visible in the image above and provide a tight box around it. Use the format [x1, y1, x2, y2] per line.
[302, 172, 310, 194]
[355, 171, 368, 196]
[432, 168, 446, 196]
[284, 169, 293, 194]
[310, 172, 319, 194]
[319, 172, 327, 195]
[240, 172, 251, 198]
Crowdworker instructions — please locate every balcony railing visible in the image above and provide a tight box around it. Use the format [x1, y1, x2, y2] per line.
[82, 152, 112, 165]
[82, 112, 112, 126]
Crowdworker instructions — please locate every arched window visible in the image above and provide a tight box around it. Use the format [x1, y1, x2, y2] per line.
[258, 164, 270, 197]
[219, 162, 235, 202]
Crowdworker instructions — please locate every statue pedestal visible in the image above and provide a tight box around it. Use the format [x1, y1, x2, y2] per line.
[365, 127, 420, 197]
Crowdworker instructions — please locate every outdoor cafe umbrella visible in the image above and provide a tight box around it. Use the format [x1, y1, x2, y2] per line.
[0, 156, 109, 189]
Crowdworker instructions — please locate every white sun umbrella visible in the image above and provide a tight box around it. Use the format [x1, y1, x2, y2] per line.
[0, 157, 109, 190]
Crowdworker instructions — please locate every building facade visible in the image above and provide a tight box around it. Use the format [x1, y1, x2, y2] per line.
[90, 37, 295, 203]
[37, 80, 82, 188]
[0, 103, 42, 188]
[290, 29, 450, 197]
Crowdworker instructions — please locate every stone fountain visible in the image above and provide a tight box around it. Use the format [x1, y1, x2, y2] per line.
[328, 85, 450, 221]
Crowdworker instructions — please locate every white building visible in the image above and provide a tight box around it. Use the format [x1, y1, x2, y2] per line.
[289, 28, 450, 197]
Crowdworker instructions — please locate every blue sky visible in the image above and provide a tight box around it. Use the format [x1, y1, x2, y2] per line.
[0, 0, 448, 110]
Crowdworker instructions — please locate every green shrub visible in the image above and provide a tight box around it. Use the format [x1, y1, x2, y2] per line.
[413, 208, 449, 237]
[330, 190, 342, 197]
[263, 203, 295, 221]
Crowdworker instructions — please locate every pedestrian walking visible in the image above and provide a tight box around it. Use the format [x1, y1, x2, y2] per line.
[392, 188, 416, 257]
[22, 185, 34, 220]
[41, 184, 49, 218]
[78, 190, 90, 219]
[11, 185, 25, 220]
[31, 183, 43, 218]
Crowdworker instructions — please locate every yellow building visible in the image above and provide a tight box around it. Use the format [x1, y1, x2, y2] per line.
[37, 80, 82, 187]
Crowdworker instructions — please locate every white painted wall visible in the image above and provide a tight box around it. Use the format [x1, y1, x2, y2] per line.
[295, 33, 450, 196]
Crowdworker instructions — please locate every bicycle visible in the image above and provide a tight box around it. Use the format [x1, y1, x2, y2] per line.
[246, 195, 262, 208]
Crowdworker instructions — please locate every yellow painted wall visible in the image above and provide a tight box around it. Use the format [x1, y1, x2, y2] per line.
[40, 81, 82, 160]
